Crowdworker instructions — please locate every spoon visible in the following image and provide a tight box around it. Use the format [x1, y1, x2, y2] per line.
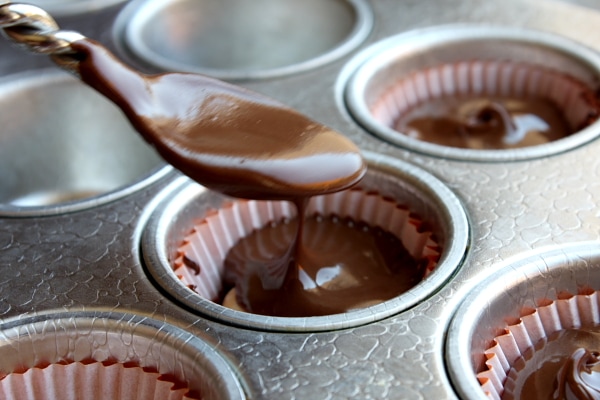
[0, 3, 366, 200]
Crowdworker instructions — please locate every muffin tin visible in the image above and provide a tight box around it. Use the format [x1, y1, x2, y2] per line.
[22, 0, 127, 16]
[113, 0, 374, 80]
[343, 25, 600, 161]
[446, 242, 600, 399]
[2, 0, 600, 398]
[0, 69, 169, 216]
[0, 311, 246, 399]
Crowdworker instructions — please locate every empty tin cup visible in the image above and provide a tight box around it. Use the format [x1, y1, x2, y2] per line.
[0, 312, 246, 399]
[446, 242, 600, 399]
[23, 0, 127, 16]
[0, 70, 169, 216]
[343, 25, 600, 161]
[113, 0, 373, 80]
[142, 151, 469, 332]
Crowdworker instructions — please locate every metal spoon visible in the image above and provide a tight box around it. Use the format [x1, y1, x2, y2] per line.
[0, 3, 365, 200]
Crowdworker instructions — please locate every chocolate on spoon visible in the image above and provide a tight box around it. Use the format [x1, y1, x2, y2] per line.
[0, 3, 365, 200]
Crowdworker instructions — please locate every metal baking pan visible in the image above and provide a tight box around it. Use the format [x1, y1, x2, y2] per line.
[2, 0, 600, 398]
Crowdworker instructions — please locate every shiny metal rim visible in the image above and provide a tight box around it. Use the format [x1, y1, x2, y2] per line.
[23, 0, 128, 17]
[0, 70, 173, 218]
[112, 0, 374, 80]
[0, 310, 248, 399]
[0, 164, 172, 217]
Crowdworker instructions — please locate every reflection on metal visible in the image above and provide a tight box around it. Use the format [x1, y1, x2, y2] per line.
[0, 70, 169, 217]
[1, 0, 600, 398]
[113, 0, 374, 80]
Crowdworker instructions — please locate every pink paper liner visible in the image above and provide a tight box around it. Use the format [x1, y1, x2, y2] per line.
[476, 289, 600, 400]
[370, 60, 600, 137]
[173, 187, 441, 306]
[0, 360, 200, 400]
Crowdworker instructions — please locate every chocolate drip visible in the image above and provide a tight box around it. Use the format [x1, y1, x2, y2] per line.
[223, 214, 427, 317]
[182, 255, 201, 276]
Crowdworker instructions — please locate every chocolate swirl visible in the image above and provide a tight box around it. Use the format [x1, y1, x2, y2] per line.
[554, 348, 600, 400]
[396, 97, 572, 149]
[499, 329, 600, 400]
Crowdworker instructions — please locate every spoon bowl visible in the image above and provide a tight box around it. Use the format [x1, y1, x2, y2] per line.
[1, 3, 366, 201]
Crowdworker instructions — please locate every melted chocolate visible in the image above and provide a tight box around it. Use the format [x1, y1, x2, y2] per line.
[61, 39, 365, 200]
[503, 328, 600, 400]
[223, 215, 427, 317]
[396, 97, 572, 149]
[182, 255, 201, 275]
[554, 348, 600, 400]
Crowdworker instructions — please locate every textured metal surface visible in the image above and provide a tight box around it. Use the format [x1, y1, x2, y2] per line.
[1, 0, 600, 399]
[0, 311, 247, 399]
[446, 242, 600, 399]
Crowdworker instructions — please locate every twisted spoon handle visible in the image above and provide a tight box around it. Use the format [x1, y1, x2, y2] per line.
[0, 2, 86, 70]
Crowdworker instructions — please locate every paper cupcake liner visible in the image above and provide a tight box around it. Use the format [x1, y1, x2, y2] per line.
[0, 359, 200, 400]
[370, 60, 600, 136]
[476, 289, 600, 400]
[173, 187, 441, 307]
